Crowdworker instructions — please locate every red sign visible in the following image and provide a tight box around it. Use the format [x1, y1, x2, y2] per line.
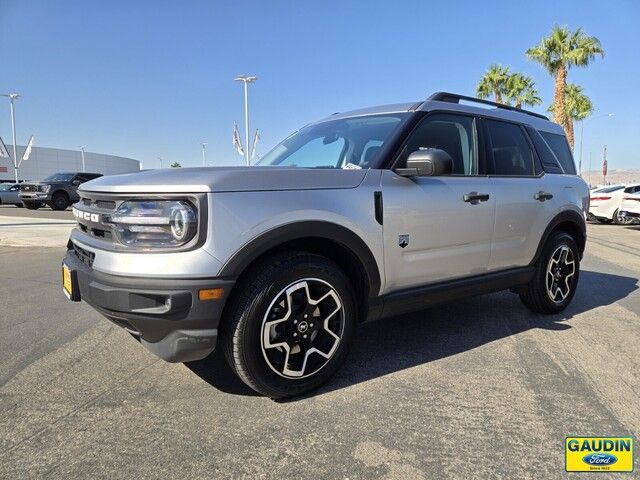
[0, 166, 8, 173]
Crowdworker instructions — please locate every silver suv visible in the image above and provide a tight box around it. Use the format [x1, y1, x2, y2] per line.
[62, 92, 588, 398]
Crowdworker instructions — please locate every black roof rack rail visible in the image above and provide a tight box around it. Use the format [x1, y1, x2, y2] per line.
[427, 92, 549, 120]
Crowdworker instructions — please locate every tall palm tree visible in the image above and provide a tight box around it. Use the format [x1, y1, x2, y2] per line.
[505, 73, 542, 109]
[476, 64, 510, 104]
[548, 83, 593, 149]
[526, 25, 603, 131]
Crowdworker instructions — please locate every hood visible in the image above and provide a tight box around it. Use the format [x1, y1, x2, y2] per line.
[79, 167, 368, 194]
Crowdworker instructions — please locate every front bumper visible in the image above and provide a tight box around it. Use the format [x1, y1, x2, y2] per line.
[19, 192, 51, 202]
[63, 245, 235, 362]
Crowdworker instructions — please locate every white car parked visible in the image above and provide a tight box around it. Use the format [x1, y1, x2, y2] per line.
[619, 190, 640, 223]
[589, 184, 640, 224]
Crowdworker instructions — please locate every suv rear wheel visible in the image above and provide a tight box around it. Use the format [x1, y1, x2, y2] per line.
[222, 252, 357, 399]
[519, 232, 580, 314]
[50, 192, 69, 211]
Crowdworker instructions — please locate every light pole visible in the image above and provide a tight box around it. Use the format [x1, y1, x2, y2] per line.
[579, 112, 614, 176]
[158, 156, 164, 169]
[234, 75, 257, 166]
[79, 145, 86, 172]
[201, 142, 208, 167]
[1, 93, 20, 182]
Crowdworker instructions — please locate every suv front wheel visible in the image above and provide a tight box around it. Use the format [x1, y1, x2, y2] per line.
[50, 192, 70, 211]
[519, 232, 580, 314]
[222, 252, 357, 399]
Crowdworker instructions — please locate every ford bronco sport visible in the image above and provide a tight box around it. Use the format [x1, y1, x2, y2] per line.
[62, 92, 588, 398]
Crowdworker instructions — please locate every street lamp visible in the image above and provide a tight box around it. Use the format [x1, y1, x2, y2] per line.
[234, 75, 257, 166]
[157, 156, 164, 169]
[201, 142, 208, 167]
[79, 145, 86, 172]
[1, 92, 21, 182]
[579, 113, 614, 176]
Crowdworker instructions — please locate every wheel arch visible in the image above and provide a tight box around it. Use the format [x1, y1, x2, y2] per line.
[531, 210, 586, 264]
[219, 221, 382, 321]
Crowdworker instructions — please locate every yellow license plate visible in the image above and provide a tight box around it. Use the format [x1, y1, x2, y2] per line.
[62, 264, 73, 298]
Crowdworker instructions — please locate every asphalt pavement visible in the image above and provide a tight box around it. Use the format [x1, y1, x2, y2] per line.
[0, 223, 639, 479]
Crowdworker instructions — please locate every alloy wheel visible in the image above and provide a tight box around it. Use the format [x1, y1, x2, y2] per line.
[545, 245, 576, 303]
[261, 278, 344, 379]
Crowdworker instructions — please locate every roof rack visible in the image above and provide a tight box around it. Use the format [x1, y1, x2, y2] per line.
[427, 92, 549, 120]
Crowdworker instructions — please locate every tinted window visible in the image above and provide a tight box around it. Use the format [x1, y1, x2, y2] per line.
[399, 113, 476, 174]
[44, 173, 75, 182]
[486, 120, 535, 176]
[597, 185, 625, 193]
[624, 185, 640, 194]
[540, 132, 576, 175]
[526, 126, 562, 173]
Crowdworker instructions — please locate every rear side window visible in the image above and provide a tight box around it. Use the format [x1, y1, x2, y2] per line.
[526, 126, 563, 174]
[624, 185, 640, 194]
[540, 132, 576, 175]
[485, 120, 535, 176]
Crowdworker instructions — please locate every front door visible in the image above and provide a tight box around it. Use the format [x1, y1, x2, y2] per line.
[381, 113, 495, 294]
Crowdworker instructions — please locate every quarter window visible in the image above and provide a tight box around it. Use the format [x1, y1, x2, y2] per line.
[540, 131, 576, 175]
[399, 113, 476, 174]
[486, 120, 535, 176]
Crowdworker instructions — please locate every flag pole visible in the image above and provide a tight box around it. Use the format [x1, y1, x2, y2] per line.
[234, 76, 257, 166]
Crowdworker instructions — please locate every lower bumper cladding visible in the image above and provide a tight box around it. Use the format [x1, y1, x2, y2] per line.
[63, 245, 235, 363]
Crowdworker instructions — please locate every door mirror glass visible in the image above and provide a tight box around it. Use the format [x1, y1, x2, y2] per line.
[396, 149, 453, 177]
[72, 179, 81, 186]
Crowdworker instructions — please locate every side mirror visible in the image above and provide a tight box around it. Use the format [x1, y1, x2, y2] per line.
[72, 180, 81, 186]
[395, 149, 453, 177]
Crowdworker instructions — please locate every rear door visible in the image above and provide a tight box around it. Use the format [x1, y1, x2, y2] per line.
[381, 112, 495, 293]
[482, 119, 557, 270]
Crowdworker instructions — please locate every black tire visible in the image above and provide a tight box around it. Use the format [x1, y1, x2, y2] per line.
[221, 252, 357, 399]
[519, 232, 580, 314]
[23, 202, 40, 210]
[50, 192, 69, 211]
[597, 217, 613, 224]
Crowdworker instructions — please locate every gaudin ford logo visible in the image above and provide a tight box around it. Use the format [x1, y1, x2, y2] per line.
[566, 437, 633, 472]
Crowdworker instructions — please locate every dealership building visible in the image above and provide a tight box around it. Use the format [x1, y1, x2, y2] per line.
[0, 144, 140, 182]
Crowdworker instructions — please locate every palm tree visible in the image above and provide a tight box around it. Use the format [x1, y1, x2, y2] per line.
[505, 73, 542, 109]
[170, 161, 182, 168]
[548, 83, 593, 149]
[476, 64, 510, 104]
[526, 25, 603, 131]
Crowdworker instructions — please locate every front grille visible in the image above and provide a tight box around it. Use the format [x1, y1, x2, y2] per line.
[74, 192, 123, 244]
[20, 184, 40, 192]
[72, 242, 95, 267]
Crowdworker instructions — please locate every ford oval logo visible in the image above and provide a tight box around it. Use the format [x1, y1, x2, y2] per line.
[582, 453, 617, 466]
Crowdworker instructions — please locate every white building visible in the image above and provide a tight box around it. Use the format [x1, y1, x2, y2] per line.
[1, 145, 140, 182]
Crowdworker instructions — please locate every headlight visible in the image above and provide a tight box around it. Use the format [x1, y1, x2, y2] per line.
[41, 185, 51, 193]
[108, 200, 198, 248]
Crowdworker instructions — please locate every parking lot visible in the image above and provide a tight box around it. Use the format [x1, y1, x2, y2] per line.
[1, 209, 639, 479]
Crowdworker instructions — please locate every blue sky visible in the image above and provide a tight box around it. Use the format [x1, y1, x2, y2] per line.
[0, 0, 638, 170]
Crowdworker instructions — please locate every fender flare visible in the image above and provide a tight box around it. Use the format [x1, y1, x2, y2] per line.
[218, 221, 381, 299]
[531, 209, 586, 264]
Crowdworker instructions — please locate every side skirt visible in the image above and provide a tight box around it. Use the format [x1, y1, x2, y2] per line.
[368, 267, 535, 321]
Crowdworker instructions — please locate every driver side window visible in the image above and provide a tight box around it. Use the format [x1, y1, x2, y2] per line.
[399, 113, 476, 175]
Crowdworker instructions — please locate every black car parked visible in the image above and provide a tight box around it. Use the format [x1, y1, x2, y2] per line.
[19, 172, 103, 210]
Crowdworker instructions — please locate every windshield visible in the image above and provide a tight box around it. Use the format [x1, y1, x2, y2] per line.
[0, 184, 16, 191]
[257, 113, 409, 169]
[44, 173, 75, 182]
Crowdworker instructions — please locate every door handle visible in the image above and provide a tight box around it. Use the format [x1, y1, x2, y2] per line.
[463, 192, 490, 204]
[534, 191, 554, 202]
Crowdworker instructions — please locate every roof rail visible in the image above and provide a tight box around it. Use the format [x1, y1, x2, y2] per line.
[427, 92, 549, 120]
